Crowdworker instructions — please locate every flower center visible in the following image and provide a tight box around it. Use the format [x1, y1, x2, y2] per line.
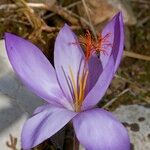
[68, 30, 112, 111]
[69, 65, 88, 112]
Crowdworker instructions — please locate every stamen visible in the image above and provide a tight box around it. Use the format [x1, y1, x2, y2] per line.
[69, 64, 89, 112]
[79, 70, 89, 104]
[82, 70, 89, 94]
[78, 75, 83, 103]
[69, 67, 78, 102]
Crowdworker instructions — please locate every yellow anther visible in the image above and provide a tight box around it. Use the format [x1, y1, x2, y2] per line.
[69, 66, 78, 102]
[78, 75, 83, 103]
[82, 70, 89, 96]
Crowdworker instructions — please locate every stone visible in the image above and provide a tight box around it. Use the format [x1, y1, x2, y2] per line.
[114, 104, 150, 150]
[78, 0, 137, 26]
[0, 92, 27, 150]
[0, 40, 43, 149]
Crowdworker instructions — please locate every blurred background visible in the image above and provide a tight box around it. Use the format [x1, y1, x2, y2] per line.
[0, 0, 149, 150]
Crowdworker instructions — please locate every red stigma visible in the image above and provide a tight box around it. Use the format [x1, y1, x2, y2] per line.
[71, 30, 112, 61]
[79, 30, 93, 61]
[94, 32, 112, 55]
[79, 31, 112, 61]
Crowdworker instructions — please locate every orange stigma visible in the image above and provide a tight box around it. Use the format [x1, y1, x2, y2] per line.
[79, 30, 112, 60]
[94, 32, 112, 55]
[79, 30, 93, 61]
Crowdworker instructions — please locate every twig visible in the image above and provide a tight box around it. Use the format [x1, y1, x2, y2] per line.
[0, 1, 93, 34]
[0, 1, 91, 29]
[62, 8, 93, 30]
[0, 3, 48, 10]
[81, 0, 97, 40]
[43, 1, 82, 19]
[0, 2, 79, 25]
[0, 1, 82, 10]
[64, 1, 82, 9]
[0, 18, 30, 26]
[124, 51, 150, 61]
[42, 25, 81, 32]
[13, 0, 48, 43]
[48, 5, 79, 25]
[58, 5, 101, 35]
[6, 134, 18, 150]
[103, 88, 130, 109]
[0, 0, 81, 35]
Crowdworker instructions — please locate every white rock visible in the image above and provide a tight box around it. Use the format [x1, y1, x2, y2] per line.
[0, 40, 43, 149]
[114, 104, 150, 150]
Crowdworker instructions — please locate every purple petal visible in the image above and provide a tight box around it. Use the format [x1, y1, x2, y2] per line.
[33, 104, 52, 115]
[87, 55, 103, 93]
[22, 105, 76, 149]
[73, 108, 130, 150]
[100, 12, 124, 72]
[33, 103, 72, 115]
[54, 24, 85, 103]
[4, 33, 73, 109]
[81, 54, 115, 110]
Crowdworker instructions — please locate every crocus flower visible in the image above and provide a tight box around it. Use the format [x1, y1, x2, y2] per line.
[4, 12, 130, 150]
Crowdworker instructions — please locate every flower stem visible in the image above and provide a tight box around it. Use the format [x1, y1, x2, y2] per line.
[73, 135, 79, 150]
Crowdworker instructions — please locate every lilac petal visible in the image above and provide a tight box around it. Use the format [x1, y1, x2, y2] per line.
[4, 33, 73, 109]
[100, 12, 124, 72]
[33, 103, 71, 115]
[81, 54, 115, 110]
[87, 55, 103, 93]
[33, 104, 52, 115]
[73, 108, 130, 150]
[54, 24, 85, 102]
[22, 105, 77, 149]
